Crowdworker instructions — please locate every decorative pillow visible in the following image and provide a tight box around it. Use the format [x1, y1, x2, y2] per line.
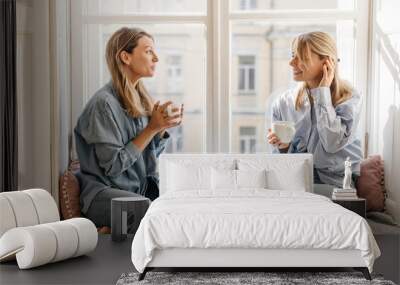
[59, 169, 81, 220]
[167, 162, 212, 191]
[211, 168, 237, 190]
[356, 155, 385, 211]
[236, 169, 267, 189]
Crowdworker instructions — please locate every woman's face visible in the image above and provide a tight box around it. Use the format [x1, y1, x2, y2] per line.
[289, 50, 325, 84]
[122, 36, 159, 79]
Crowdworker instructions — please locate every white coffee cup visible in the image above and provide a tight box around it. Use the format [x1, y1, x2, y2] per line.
[271, 121, 295, 144]
[166, 103, 182, 123]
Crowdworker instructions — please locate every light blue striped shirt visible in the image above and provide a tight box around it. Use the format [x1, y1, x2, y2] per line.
[272, 86, 363, 187]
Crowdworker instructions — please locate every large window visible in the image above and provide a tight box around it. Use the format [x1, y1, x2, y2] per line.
[71, 1, 207, 153]
[71, 0, 369, 154]
[230, 20, 358, 153]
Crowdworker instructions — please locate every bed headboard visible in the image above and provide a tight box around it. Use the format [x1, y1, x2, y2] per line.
[158, 153, 313, 195]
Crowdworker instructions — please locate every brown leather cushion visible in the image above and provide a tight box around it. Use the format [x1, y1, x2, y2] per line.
[59, 168, 81, 219]
[356, 155, 385, 212]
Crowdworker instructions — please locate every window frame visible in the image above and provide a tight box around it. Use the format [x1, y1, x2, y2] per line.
[70, 0, 370, 154]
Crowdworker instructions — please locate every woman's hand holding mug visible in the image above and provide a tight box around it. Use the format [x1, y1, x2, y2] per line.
[267, 121, 295, 151]
[267, 129, 290, 150]
[148, 101, 183, 133]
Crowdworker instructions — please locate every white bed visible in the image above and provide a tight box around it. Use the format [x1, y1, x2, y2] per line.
[131, 154, 380, 280]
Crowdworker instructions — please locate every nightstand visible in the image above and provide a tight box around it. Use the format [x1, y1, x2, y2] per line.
[332, 198, 366, 218]
[111, 197, 150, 242]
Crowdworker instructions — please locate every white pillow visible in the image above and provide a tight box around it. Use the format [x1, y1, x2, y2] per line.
[236, 169, 267, 189]
[238, 159, 308, 191]
[266, 162, 307, 191]
[167, 162, 211, 191]
[211, 168, 236, 190]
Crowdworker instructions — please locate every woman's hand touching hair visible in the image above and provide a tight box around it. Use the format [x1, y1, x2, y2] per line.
[319, 57, 335, 88]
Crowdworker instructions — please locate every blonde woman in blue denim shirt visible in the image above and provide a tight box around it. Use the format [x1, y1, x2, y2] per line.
[268, 31, 363, 189]
[75, 27, 183, 232]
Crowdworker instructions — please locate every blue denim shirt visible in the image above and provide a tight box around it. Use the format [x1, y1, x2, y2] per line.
[74, 82, 169, 213]
[272, 86, 363, 187]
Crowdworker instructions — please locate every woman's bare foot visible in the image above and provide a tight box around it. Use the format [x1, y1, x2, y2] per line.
[97, 226, 111, 234]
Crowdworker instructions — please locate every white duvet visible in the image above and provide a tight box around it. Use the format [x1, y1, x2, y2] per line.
[131, 189, 380, 273]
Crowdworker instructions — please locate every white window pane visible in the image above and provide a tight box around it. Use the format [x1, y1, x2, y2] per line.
[166, 125, 184, 153]
[230, 0, 355, 11]
[370, 0, 400, 184]
[166, 54, 183, 94]
[84, 23, 206, 153]
[84, 0, 207, 15]
[230, 20, 356, 153]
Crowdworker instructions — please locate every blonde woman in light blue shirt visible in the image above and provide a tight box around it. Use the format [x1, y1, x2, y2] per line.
[268, 31, 363, 189]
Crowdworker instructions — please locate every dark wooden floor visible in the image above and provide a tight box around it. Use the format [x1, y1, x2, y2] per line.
[1, 220, 399, 285]
[0, 235, 135, 285]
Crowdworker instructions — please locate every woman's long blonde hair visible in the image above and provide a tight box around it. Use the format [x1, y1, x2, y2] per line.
[106, 27, 154, 117]
[293, 31, 353, 110]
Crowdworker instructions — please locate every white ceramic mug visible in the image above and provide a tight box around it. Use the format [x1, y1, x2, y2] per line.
[166, 103, 182, 123]
[271, 121, 295, 144]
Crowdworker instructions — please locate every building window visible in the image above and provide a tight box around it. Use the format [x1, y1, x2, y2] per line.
[240, 0, 257, 10]
[239, 126, 256, 153]
[166, 54, 183, 94]
[238, 55, 256, 94]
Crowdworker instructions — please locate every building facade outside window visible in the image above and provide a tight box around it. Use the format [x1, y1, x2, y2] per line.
[166, 125, 183, 153]
[166, 54, 183, 95]
[239, 126, 257, 153]
[240, 0, 257, 10]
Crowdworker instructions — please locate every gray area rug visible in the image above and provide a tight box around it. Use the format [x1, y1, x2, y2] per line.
[116, 271, 396, 285]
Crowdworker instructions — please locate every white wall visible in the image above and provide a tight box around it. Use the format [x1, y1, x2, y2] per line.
[16, 0, 52, 192]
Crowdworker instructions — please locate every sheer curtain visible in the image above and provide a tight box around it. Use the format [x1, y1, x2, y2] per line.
[369, 0, 400, 223]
